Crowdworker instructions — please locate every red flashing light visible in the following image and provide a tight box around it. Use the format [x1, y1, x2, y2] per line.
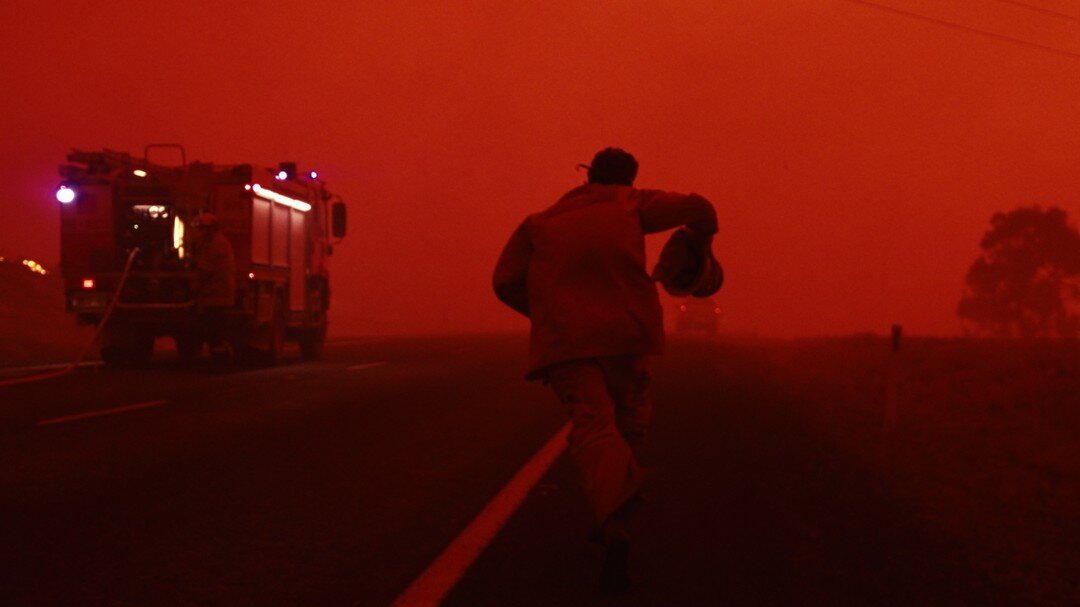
[679, 304, 687, 312]
[82, 278, 95, 290]
[248, 272, 255, 279]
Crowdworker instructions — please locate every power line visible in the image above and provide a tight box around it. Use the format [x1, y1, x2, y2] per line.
[990, 0, 1080, 25]
[843, 0, 1080, 61]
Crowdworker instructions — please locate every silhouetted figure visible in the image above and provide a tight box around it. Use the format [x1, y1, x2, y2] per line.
[493, 147, 717, 594]
[191, 212, 236, 367]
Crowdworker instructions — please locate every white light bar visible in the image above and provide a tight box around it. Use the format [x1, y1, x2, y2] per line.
[251, 184, 311, 212]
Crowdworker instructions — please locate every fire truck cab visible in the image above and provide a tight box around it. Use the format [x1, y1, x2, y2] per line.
[57, 145, 346, 366]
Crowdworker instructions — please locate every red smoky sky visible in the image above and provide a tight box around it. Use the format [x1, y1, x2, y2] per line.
[2, 1, 1078, 337]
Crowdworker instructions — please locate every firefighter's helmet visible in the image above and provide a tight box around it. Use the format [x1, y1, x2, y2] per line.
[192, 212, 218, 228]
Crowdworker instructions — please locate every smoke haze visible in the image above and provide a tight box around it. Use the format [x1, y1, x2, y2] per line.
[2, 0, 1078, 336]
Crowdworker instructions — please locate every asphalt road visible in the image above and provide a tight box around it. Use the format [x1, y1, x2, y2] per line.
[1, 335, 1009, 606]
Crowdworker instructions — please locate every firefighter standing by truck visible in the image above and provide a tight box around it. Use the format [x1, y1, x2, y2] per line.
[191, 212, 236, 367]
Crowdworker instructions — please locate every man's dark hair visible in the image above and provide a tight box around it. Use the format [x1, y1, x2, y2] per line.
[587, 147, 638, 186]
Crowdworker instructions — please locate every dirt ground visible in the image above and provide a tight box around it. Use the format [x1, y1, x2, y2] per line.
[755, 336, 1080, 605]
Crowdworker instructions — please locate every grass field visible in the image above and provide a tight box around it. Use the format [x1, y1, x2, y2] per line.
[0, 262, 92, 367]
[748, 336, 1079, 605]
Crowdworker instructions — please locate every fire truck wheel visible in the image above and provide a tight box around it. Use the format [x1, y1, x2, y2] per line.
[240, 291, 286, 367]
[298, 319, 327, 360]
[266, 293, 286, 365]
[100, 335, 154, 367]
[175, 335, 203, 362]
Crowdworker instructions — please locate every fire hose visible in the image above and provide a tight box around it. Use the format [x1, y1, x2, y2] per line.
[0, 247, 140, 387]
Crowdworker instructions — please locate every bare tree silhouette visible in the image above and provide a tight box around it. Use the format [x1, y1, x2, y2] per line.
[958, 206, 1080, 338]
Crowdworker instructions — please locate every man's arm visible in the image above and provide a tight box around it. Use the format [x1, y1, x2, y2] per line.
[492, 220, 532, 317]
[638, 190, 718, 238]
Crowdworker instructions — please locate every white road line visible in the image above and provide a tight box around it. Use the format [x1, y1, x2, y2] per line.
[0, 361, 102, 376]
[390, 422, 571, 607]
[36, 400, 167, 426]
[348, 361, 387, 371]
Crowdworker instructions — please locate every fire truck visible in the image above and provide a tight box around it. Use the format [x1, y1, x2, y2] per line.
[57, 145, 347, 366]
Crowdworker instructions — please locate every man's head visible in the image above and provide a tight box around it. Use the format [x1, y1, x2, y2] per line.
[191, 212, 219, 238]
[586, 147, 638, 186]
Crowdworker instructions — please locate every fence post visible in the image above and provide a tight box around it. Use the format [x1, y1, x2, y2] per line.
[884, 324, 902, 429]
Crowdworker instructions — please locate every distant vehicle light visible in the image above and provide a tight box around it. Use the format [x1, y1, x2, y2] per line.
[248, 272, 255, 279]
[309, 171, 318, 179]
[133, 169, 148, 178]
[244, 184, 252, 191]
[21, 259, 47, 275]
[276, 170, 288, 180]
[56, 185, 76, 204]
[82, 278, 95, 289]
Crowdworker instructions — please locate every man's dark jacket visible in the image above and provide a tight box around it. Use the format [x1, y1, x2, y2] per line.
[493, 183, 716, 379]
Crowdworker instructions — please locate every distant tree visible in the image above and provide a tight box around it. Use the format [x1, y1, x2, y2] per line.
[958, 206, 1080, 338]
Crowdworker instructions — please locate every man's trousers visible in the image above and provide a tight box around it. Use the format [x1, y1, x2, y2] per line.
[546, 355, 653, 526]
